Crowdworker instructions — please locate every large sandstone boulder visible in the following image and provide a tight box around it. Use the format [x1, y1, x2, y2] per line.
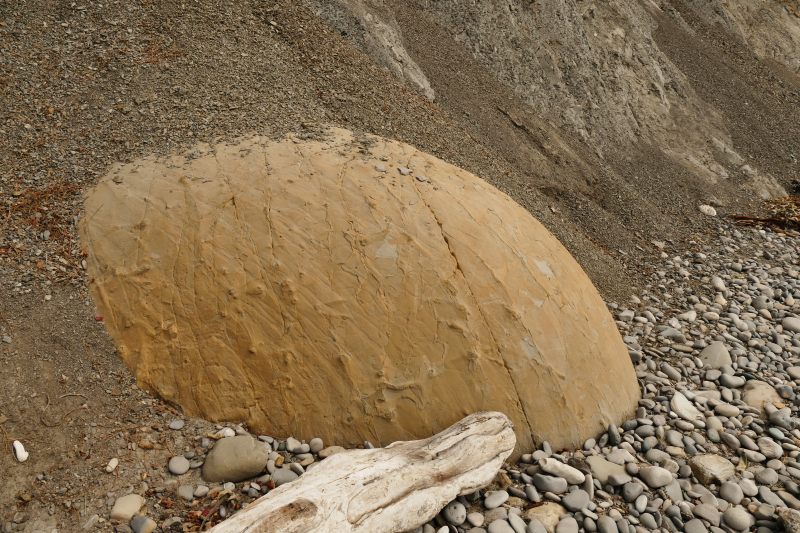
[81, 127, 639, 452]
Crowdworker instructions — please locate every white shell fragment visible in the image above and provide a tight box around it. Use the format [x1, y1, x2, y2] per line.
[215, 428, 235, 438]
[699, 205, 717, 216]
[13, 440, 29, 462]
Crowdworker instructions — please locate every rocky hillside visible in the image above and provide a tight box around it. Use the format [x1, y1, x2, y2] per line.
[1, 0, 798, 299]
[310, 0, 800, 291]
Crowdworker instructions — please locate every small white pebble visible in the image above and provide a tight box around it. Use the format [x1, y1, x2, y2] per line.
[13, 441, 29, 462]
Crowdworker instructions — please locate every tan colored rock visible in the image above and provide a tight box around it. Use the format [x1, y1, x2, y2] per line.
[202, 436, 271, 482]
[525, 502, 567, 533]
[81, 128, 639, 453]
[110, 494, 144, 522]
[689, 454, 736, 485]
[743, 380, 782, 418]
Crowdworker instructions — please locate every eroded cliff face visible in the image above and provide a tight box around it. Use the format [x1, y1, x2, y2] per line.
[312, 0, 800, 209]
[81, 128, 639, 453]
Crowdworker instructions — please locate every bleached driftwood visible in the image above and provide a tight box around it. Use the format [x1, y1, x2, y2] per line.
[208, 411, 515, 533]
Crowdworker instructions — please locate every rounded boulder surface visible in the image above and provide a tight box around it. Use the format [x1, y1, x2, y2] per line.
[81, 128, 639, 452]
[202, 436, 270, 482]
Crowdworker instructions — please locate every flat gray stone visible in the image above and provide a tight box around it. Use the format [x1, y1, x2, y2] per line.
[741, 449, 767, 463]
[509, 514, 527, 533]
[753, 295, 769, 310]
[783, 318, 800, 333]
[684, 519, 708, 533]
[720, 374, 745, 388]
[485, 490, 510, 509]
[664, 479, 685, 503]
[720, 432, 741, 450]
[488, 519, 516, 533]
[561, 489, 590, 512]
[640, 513, 658, 529]
[694, 503, 721, 526]
[740, 478, 759, 497]
[608, 474, 632, 486]
[715, 404, 740, 417]
[585, 456, 627, 485]
[723, 507, 751, 530]
[596, 516, 618, 533]
[755, 504, 776, 520]
[640, 466, 673, 488]
[759, 487, 784, 507]
[756, 468, 779, 485]
[555, 517, 579, 533]
[720, 482, 744, 505]
[168, 420, 185, 430]
[168, 456, 190, 475]
[699, 342, 732, 369]
[272, 468, 299, 486]
[527, 518, 547, 533]
[309, 438, 324, 454]
[533, 474, 567, 493]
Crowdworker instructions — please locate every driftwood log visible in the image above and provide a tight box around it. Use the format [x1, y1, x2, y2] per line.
[208, 411, 515, 533]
